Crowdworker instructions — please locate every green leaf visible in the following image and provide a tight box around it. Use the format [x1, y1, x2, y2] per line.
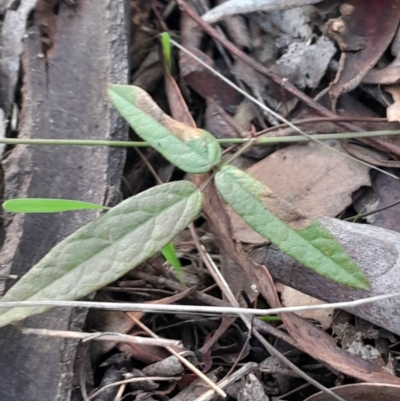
[161, 32, 172, 73]
[215, 165, 370, 290]
[108, 84, 221, 173]
[3, 198, 108, 213]
[0, 181, 202, 326]
[161, 242, 184, 284]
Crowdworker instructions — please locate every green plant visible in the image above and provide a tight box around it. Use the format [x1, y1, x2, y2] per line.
[0, 84, 370, 327]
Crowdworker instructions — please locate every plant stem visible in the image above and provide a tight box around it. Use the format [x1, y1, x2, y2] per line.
[1, 130, 400, 148]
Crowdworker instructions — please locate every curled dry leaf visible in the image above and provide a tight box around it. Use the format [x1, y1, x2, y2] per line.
[363, 24, 400, 85]
[327, 0, 400, 109]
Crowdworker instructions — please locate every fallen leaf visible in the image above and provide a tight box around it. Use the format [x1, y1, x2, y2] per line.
[363, 25, 400, 85]
[272, 36, 336, 89]
[331, 312, 396, 374]
[254, 262, 400, 385]
[304, 383, 400, 401]
[276, 283, 334, 329]
[180, 48, 242, 110]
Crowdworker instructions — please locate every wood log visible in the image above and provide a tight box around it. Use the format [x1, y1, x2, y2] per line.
[0, 0, 129, 399]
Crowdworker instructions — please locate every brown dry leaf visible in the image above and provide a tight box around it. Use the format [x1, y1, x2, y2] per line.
[363, 24, 400, 85]
[276, 283, 334, 329]
[180, 47, 242, 110]
[180, 0, 204, 50]
[164, 58, 196, 127]
[304, 383, 400, 401]
[327, 0, 400, 109]
[230, 140, 371, 244]
[385, 85, 400, 122]
[118, 331, 173, 364]
[216, 0, 251, 49]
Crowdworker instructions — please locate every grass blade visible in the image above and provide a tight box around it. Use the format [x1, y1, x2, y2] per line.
[3, 198, 108, 213]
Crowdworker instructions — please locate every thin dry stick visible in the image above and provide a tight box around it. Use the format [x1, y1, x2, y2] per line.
[134, 148, 163, 185]
[6, 292, 400, 315]
[126, 314, 227, 398]
[21, 328, 183, 348]
[170, 38, 397, 180]
[113, 383, 125, 401]
[255, 116, 388, 137]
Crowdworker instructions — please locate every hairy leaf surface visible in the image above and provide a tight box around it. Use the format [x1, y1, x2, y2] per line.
[108, 84, 221, 173]
[215, 165, 369, 290]
[0, 182, 202, 326]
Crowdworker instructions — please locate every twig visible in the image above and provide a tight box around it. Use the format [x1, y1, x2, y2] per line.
[4, 292, 400, 315]
[344, 199, 400, 222]
[21, 328, 183, 348]
[255, 116, 388, 137]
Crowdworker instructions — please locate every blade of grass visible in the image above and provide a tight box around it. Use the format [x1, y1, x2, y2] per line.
[161, 242, 184, 284]
[161, 32, 172, 72]
[3, 198, 109, 213]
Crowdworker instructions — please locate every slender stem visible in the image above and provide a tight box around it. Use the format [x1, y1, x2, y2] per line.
[1, 130, 400, 148]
